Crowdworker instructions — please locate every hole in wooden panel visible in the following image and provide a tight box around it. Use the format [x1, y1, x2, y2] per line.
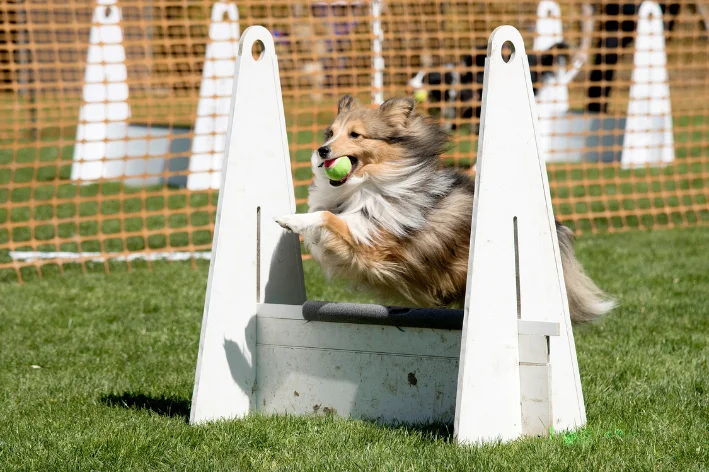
[502, 40, 515, 63]
[252, 40, 265, 61]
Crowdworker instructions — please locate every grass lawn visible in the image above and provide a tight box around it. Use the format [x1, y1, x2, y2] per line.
[1, 227, 709, 470]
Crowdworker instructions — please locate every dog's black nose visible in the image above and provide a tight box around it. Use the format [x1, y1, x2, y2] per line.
[318, 146, 330, 158]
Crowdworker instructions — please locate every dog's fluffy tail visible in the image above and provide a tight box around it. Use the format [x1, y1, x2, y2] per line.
[556, 222, 616, 323]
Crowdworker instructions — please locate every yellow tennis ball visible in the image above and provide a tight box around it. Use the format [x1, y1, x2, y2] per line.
[324, 156, 352, 181]
[413, 89, 428, 103]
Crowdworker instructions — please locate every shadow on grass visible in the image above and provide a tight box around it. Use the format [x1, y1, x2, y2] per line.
[101, 392, 191, 421]
[387, 422, 454, 442]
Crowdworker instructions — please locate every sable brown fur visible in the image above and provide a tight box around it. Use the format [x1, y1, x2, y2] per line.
[276, 95, 616, 322]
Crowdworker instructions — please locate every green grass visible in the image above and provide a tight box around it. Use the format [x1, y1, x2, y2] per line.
[1, 227, 709, 470]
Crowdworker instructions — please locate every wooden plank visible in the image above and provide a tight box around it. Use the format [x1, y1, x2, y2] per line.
[518, 334, 549, 365]
[256, 345, 459, 424]
[520, 364, 552, 437]
[257, 316, 461, 359]
[517, 320, 559, 337]
[190, 27, 306, 425]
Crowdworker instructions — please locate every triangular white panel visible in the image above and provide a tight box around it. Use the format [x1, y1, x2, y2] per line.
[187, 2, 241, 190]
[622, 1, 674, 168]
[454, 26, 585, 444]
[71, 0, 130, 182]
[190, 26, 306, 424]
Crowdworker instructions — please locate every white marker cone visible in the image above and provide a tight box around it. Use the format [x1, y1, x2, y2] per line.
[622, 1, 674, 168]
[71, 0, 130, 182]
[534, 0, 563, 51]
[533, 0, 570, 162]
[187, 2, 240, 191]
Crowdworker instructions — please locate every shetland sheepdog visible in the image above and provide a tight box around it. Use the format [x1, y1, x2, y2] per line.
[275, 95, 615, 322]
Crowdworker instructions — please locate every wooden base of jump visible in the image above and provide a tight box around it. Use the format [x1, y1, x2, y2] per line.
[190, 25, 586, 444]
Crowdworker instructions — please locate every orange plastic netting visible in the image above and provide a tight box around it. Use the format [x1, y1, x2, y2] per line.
[1, 0, 708, 281]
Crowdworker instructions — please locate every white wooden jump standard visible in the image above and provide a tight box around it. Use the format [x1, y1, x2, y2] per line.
[454, 25, 585, 443]
[190, 25, 586, 444]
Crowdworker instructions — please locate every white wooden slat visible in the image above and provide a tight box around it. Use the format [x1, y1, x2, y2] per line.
[518, 334, 549, 365]
[517, 320, 559, 337]
[520, 364, 552, 436]
[257, 316, 461, 359]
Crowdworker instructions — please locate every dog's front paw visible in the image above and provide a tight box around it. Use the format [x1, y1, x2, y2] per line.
[274, 215, 298, 233]
[274, 212, 323, 234]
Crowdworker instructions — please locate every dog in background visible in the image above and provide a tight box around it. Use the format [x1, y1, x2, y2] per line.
[411, 42, 571, 128]
[275, 95, 615, 322]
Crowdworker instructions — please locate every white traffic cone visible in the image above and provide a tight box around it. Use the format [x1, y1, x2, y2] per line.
[71, 0, 130, 182]
[187, 1, 240, 191]
[622, 1, 674, 168]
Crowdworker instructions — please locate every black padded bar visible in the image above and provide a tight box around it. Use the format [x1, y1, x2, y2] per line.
[302, 300, 464, 330]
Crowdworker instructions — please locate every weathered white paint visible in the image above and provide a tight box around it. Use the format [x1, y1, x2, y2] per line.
[519, 364, 552, 436]
[257, 310, 461, 359]
[255, 304, 555, 425]
[454, 25, 585, 444]
[518, 334, 549, 364]
[71, 0, 130, 182]
[257, 345, 459, 424]
[190, 26, 306, 425]
[622, 1, 674, 168]
[187, 1, 241, 190]
[257, 305, 460, 423]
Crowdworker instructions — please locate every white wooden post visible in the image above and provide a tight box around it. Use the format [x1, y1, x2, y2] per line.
[622, 1, 674, 168]
[187, 1, 241, 191]
[71, 0, 130, 182]
[190, 26, 306, 424]
[454, 25, 585, 444]
[371, 0, 385, 105]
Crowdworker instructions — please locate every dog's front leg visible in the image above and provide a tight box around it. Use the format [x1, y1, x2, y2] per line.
[274, 211, 326, 235]
[274, 211, 356, 248]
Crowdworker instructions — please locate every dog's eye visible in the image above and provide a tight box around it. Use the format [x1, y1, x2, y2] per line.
[349, 131, 361, 139]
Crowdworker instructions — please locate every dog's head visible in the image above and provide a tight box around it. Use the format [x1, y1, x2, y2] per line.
[313, 95, 450, 188]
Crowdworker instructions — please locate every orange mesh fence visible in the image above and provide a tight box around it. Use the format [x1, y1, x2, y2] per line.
[1, 0, 708, 282]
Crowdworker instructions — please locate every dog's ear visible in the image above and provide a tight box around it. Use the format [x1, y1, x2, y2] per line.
[337, 95, 360, 115]
[379, 97, 415, 128]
